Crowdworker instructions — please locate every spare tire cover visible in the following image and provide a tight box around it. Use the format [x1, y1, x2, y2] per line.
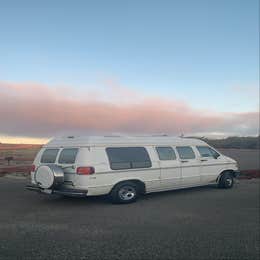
[35, 165, 64, 189]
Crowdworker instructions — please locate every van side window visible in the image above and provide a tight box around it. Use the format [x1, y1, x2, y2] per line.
[106, 147, 152, 170]
[196, 146, 213, 157]
[196, 146, 220, 159]
[156, 147, 176, 160]
[176, 146, 195, 159]
[209, 148, 220, 158]
[58, 148, 78, 164]
[41, 149, 59, 163]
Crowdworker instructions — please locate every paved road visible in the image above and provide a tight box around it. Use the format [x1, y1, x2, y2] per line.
[0, 177, 259, 260]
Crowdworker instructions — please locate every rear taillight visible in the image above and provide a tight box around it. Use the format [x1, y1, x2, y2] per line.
[76, 166, 95, 175]
[30, 164, 36, 172]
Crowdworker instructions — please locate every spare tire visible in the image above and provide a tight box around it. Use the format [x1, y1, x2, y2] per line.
[34, 165, 64, 189]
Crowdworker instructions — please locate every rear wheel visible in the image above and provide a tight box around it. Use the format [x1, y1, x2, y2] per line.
[110, 182, 138, 204]
[218, 173, 234, 189]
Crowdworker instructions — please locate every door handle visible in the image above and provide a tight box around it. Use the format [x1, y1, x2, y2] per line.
[181, 160, 188, 163]
[200, 159, 208, 162]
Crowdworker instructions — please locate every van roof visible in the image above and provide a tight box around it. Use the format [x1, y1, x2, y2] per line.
[44, 135, 207, 147]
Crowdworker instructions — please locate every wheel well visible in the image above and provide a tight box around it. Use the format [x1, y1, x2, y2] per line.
[217, 170, 236, 183]
[111, 180, 146, 194]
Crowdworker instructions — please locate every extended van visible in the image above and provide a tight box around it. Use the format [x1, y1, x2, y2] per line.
[26, 135, 240, 203]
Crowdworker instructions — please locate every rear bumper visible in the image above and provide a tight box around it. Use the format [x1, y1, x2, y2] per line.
[26, 184, 88, 197]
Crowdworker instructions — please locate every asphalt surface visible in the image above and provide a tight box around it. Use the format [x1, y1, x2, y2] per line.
[0, 177, 259, 260]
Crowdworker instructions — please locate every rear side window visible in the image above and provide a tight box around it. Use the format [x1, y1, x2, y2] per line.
[156, 147, 176, 160]
[176, 146, 195, 159]
[58, 148, 78, 164]
[106, 147, 152, 170]
[41, 149, 59, 163]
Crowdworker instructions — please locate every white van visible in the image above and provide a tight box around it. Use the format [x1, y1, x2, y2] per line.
[26, 135, 240, 203]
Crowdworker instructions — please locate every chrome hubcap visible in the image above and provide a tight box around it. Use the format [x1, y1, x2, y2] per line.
[226, 178, 232, 186]
[118, 186, 136, 201]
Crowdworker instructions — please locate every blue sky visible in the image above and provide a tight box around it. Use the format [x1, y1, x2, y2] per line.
[0, 0, 259, 142]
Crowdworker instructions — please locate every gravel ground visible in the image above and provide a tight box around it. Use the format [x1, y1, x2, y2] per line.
[0, 177, 259, 260]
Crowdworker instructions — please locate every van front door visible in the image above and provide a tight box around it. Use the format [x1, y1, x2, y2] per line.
[196, 146, 225, 184]
[176, 146, 201, 187]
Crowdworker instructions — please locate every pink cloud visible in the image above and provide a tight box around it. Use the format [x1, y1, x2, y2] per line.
[0, 81, 258, 138]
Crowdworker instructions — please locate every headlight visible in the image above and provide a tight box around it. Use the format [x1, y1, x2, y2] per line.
[235, 162, 239, 169]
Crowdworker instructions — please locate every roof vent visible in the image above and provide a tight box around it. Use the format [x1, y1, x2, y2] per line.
[152, 134, 168, 137]
[104, 135, 121, 137]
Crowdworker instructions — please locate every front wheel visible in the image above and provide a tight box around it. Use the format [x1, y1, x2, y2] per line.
[218, 173, 234, 189]
[110, 182, 138, 204]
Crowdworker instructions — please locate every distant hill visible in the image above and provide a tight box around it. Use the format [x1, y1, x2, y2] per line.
[0, 143, 42, 150]
[0, 136, 259, 150]
[190, 136, 260, 149]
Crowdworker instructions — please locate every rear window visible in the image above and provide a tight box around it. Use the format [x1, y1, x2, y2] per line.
[41, 149, 59, 163]
[176, 146, 195, 159]
[58, 148, 78, 164]
[106, 147, 152, 170]
[156, 147, 176, 160]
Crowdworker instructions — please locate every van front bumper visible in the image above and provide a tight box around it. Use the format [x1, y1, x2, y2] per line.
[233, 170, 240, 178]
[26, 184, 88, 197]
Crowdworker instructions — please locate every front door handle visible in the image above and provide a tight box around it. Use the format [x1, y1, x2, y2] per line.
[200, 159, 208, 162]
[181, 160, 188, 163]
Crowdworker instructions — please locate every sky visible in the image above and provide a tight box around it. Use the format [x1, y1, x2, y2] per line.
[0, 0, 259, 144]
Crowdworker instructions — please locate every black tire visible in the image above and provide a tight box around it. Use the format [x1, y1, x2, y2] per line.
[110, 181, 138, 204]
[218, 173, 234, 189]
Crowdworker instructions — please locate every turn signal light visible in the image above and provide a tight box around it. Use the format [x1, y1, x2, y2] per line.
[76, 167, 95, 175]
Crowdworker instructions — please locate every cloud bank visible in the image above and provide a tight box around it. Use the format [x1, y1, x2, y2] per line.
[0, 81, 259, 139]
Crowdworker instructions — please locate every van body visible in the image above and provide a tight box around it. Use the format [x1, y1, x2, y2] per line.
[26, 135, 240, 203]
